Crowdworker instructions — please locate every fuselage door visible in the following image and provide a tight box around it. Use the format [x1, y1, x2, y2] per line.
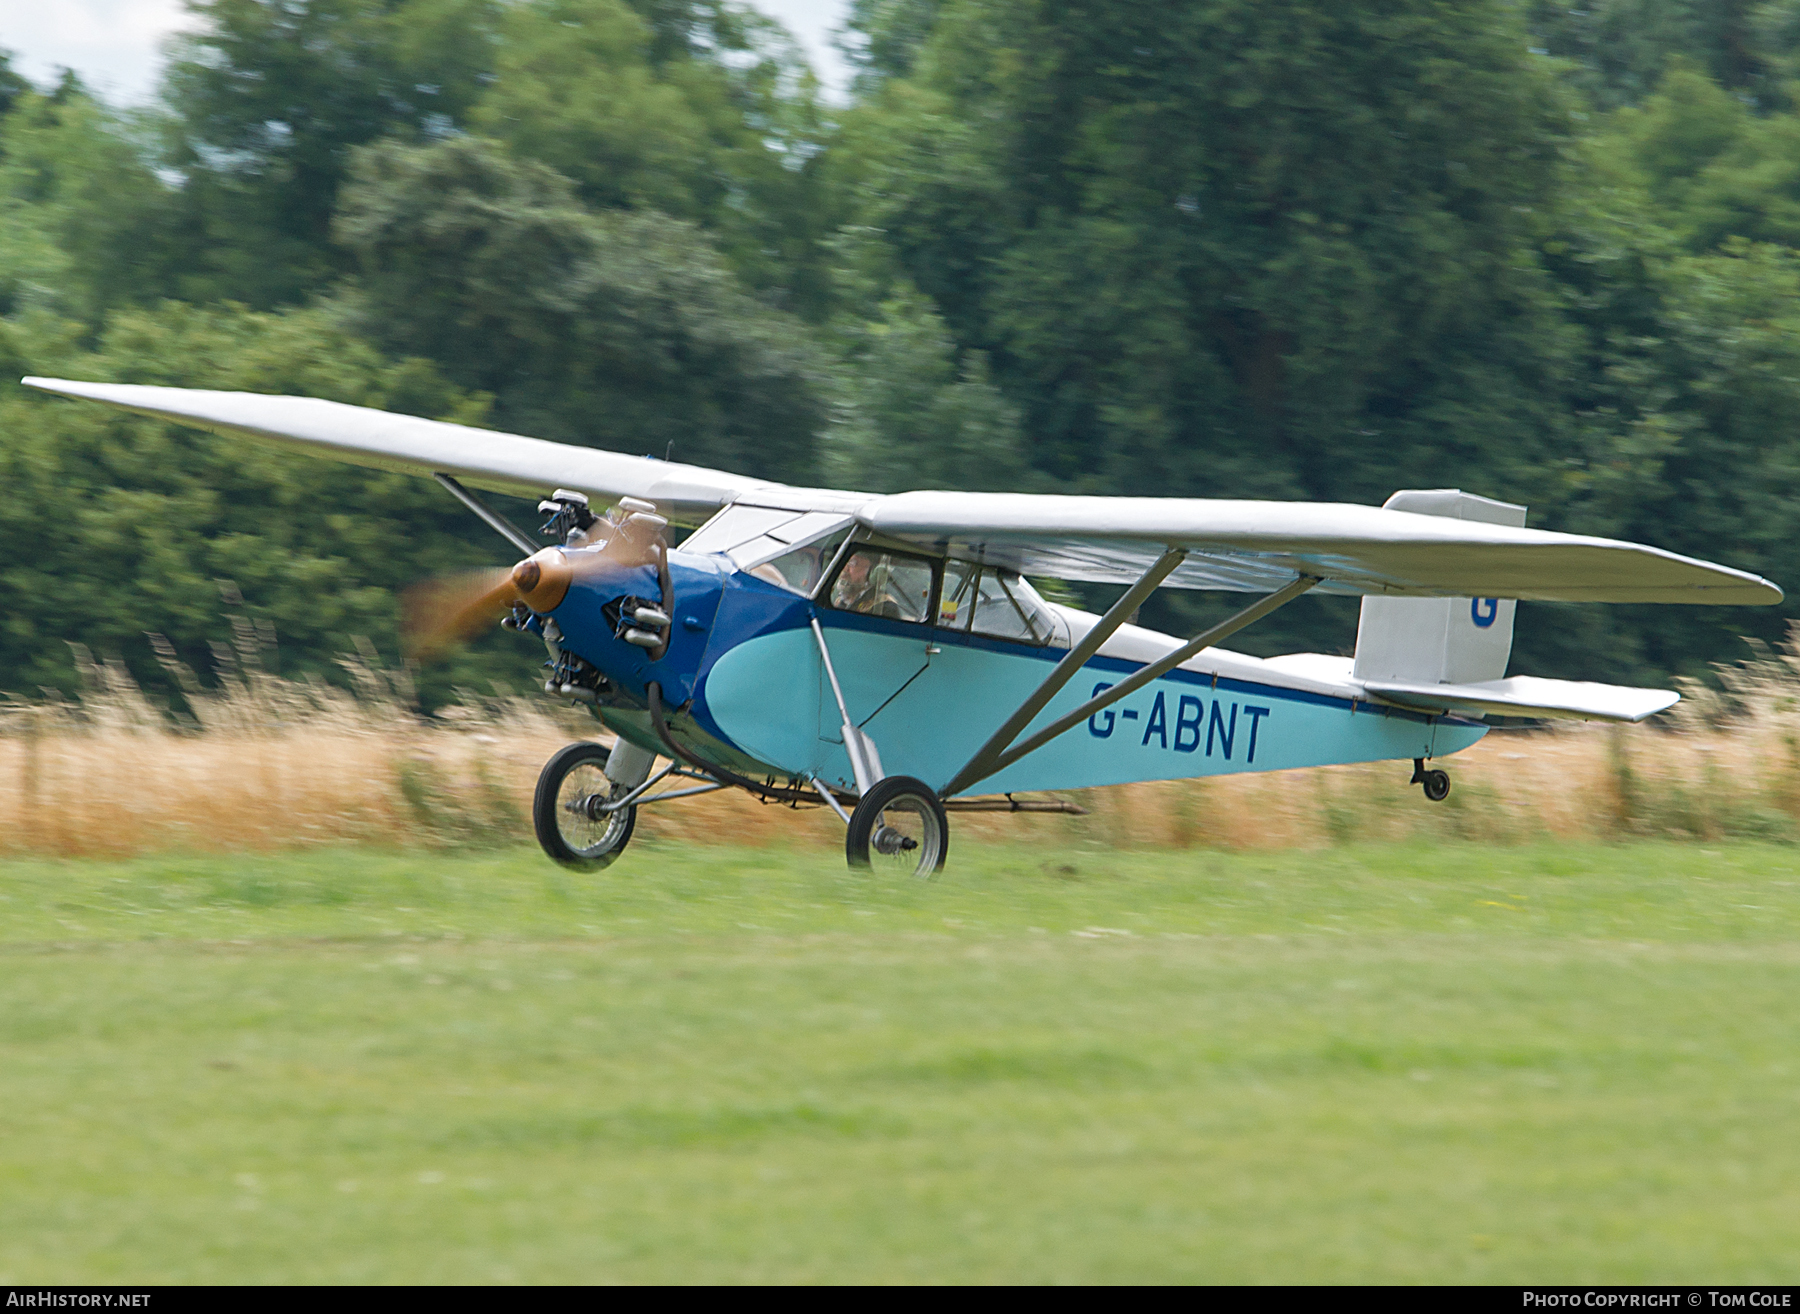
[814, 546, 941, 758]
[858, 565, 1069, 792]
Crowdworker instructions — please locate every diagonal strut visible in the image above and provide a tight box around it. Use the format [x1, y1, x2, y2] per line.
[942, 572, 1322, 798]
[939, 547, 1188, 799]
[434, 472, 540, 557]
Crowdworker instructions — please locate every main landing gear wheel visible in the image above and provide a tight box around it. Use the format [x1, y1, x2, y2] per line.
[1411, 757, 1452, 803]
[846, 776, 949, 878]
[533, 741, 637, 869]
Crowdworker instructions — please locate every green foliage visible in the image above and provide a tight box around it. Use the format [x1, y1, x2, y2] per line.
[0, 88, 190, 322]
[7, 0, 1800, 698]
[161, 0, 504, 305]
[1527, 139, 1800, 675]
[334, 135, 829, 481]
[0, 299, 529, 702]
[1526, 0, 1785, 109]
[837, 0, 1581, 508]
[467, 0, 837, 312]
[470, 0, 737, 219]
[841, 0, 943, 88]
[1600, 64, 1800, 252]
[0, 50, 32, 119]
[154, 0, 837, 313]
[825, 281, 1028, 492]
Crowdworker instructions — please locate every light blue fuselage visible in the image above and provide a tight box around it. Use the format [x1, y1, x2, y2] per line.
[546, 548, 1486, 795]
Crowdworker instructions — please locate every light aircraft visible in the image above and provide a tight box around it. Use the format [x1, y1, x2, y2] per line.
[23, 377, 1785, 876]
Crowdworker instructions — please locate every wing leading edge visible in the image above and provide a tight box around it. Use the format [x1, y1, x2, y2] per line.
[20, 377, 824, 523]
[22, 377, 1781, 605]
[863, 491, 1782, 605]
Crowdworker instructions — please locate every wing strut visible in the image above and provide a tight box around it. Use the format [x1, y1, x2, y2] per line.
[433, 473, 540, 557]
[941, 547, 1188, 798]
[940, 570, 1321, 798]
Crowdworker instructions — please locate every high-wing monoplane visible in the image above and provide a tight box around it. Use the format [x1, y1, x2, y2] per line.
[23, 377, 1784, 876]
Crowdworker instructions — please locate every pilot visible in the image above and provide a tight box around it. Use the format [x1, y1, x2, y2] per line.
[832, 552, 901, 618]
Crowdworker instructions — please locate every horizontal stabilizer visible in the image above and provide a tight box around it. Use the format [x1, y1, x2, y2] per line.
[1363, 676, 1679, 723]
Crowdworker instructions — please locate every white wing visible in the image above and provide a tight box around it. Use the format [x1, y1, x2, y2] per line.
[20, 377, 838, 522]
[862, 490, 1781, 605]
[25, 378, 1780, 605]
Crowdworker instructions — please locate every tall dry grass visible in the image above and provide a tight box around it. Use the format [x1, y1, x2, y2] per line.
[7, 629, 1800, 859]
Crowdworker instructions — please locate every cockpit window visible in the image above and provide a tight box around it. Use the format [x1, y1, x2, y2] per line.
[939, 563, 1056, 645]
[826, 547, 935, 623]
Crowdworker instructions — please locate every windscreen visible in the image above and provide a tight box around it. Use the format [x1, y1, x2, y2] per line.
[748, 528, 851, 595]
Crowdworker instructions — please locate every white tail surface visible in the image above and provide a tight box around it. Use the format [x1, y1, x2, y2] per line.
[1353, 490, 1527, 686]
[1360, 675, 1677, 723]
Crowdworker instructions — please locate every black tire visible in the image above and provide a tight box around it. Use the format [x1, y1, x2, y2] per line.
[533, 741, 638, 869]
[1422, 769, 1451, 803]
[846, 776, 949, 877]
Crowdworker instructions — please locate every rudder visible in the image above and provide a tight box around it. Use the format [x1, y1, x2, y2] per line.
[1352, 489, 1526, 686]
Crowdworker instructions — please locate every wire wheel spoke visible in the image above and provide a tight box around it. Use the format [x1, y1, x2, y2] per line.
[534, 742, 638, 871]
[867, 799, 941, 878]
[555, 763, 627, 857]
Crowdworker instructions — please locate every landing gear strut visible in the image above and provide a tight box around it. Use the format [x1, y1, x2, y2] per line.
[1411, 757, 1451, 802]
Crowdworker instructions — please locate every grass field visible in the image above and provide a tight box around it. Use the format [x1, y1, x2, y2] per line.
[5, 839, 1800, 1283]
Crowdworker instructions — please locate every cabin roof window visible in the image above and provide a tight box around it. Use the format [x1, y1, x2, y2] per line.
[728, 512, 852, 566]
[680, 504, 802, 555]
[682, 505, 859, 578]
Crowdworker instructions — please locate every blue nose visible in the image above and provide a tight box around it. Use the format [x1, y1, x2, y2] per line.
[537, 550, 726, 708]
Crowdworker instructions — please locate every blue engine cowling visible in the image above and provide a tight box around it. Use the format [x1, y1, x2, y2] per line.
[527, 547, 814, 775]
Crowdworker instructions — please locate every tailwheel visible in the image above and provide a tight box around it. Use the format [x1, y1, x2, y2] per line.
[846, 776, 949, 878]
[1410, 757, 1452, 803]
[533, 741, 637, 869]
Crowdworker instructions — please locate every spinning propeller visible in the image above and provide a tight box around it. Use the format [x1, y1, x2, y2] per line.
[401, 550, 576, 658]
[403, 488, 669, 659]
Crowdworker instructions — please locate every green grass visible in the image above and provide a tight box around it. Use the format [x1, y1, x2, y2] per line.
[4, 839, 1800, 1282]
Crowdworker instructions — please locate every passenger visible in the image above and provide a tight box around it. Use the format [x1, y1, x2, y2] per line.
[832, 552, 902, 618]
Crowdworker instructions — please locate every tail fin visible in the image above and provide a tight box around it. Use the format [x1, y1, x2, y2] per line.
[1352, 489, 1526, 686]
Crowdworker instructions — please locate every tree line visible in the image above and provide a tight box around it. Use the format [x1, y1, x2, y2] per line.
[4, 0, 1800, 706]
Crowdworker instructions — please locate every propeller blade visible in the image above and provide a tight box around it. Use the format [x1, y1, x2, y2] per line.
[402, 567, 521, 659]
[401, 548, 579, 659]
